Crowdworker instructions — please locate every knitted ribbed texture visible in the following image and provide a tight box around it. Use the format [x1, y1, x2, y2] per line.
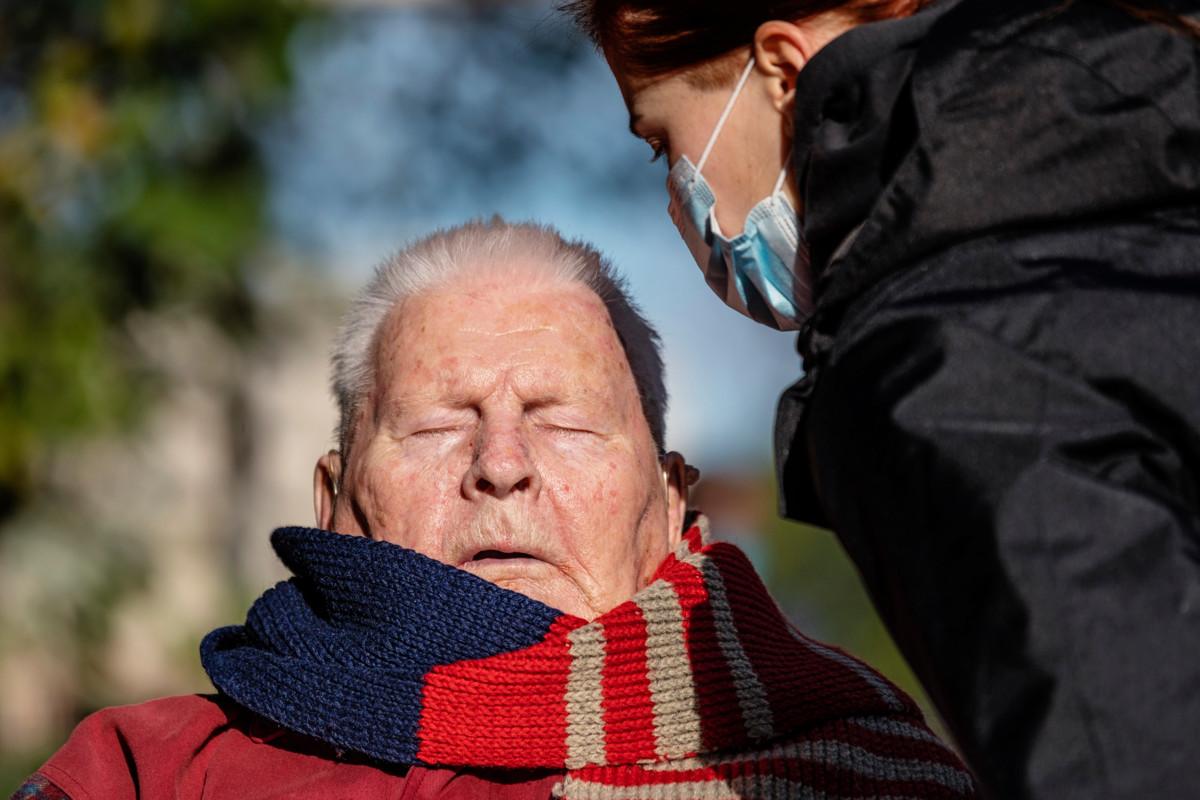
[201, 515, 976, 798]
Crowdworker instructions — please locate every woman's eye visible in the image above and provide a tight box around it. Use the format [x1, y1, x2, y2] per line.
[647, 140, 667, 164]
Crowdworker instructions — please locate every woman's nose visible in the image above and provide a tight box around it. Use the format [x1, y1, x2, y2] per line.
[463, 423, 541, 500]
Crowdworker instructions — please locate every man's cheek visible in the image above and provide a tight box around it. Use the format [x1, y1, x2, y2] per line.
[537, 431, 612, 465]
[572, 465, 626, 517]
[358, 467, 422, 538]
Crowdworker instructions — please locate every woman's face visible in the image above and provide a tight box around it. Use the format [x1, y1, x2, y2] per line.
[614, 53, 796, 237]
[607, 18, 851, 237]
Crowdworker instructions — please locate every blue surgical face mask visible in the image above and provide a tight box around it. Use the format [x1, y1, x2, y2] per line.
[666, 57, 813, 331]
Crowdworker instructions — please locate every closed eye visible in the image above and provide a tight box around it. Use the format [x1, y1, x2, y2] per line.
[536, 423, 595, 436]
[410, 426, 468, 438]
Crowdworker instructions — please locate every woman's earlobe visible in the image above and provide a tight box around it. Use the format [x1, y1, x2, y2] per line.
[777, 78, 797, 118]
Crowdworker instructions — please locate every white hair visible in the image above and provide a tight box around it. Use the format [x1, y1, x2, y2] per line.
[331, 219, 668, 460]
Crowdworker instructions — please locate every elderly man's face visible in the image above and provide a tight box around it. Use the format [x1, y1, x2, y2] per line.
[314, 270, 687, 619]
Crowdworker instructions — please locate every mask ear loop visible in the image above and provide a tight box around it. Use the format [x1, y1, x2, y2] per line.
[771, 158, 800, 250]
[694, 55, 757, 175]
[771, 159, 790, 196]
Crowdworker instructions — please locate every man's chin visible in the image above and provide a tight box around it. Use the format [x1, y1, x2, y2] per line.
[460, 559, 592, 617]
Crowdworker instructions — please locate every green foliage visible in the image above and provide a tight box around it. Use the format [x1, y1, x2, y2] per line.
[761, 503, 938, 722]
[0, 750, 46, 796]
[0, 0, 310, 520]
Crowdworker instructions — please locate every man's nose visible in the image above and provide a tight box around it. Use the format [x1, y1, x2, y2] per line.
[463, 423, 541, 500]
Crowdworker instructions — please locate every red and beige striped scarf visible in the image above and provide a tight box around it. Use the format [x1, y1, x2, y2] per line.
[420, 515, 976, 798]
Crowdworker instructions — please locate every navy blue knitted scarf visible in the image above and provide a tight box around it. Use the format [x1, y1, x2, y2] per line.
[201, 526, 563, 765]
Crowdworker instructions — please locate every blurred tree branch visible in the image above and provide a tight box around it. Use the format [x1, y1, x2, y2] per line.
[0, 0, 315, 522]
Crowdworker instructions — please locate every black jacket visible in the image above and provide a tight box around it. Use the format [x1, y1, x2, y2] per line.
[775, 1, 1200, 797]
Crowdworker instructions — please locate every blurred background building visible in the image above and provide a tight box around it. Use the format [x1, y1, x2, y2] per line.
[0, 0, 934, 785]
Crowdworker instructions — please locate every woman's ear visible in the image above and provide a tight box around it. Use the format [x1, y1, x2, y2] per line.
[313, 450, 342, 530]
[661, 451, 695, 545]
[754, 16, 849, 113]
[753, 21, 808, 113]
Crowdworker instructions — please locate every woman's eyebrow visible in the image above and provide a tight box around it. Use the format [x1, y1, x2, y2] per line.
[627, 112, 643, 138]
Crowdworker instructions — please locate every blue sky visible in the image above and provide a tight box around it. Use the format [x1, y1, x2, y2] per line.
[265, 4, 803, 470]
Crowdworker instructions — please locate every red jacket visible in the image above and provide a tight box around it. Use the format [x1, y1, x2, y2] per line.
[25, 695, 561, 799]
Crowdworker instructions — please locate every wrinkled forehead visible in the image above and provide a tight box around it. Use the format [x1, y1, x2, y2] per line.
[370, 274, 640, 409]
[383, 271, 614, 351]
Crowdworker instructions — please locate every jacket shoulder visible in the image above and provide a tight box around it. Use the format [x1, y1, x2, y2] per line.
[34, 695, 234, 800]
[919, 0, 1200, 100]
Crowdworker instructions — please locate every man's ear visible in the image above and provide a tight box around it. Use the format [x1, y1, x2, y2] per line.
[661, 451, 694, 546]
[752, 20, 819, 115]
[313, 450, 342, 530]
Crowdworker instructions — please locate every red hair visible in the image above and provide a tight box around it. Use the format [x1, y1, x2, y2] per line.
[561, 0, 930, 81]
[563, 0, 1198, 82]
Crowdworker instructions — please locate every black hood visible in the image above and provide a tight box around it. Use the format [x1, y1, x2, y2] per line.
[793, 0, 1200, 342]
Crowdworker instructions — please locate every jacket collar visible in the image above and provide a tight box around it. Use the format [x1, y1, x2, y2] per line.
[793, 0, 1200, 348]
[792, 1, 957, 283]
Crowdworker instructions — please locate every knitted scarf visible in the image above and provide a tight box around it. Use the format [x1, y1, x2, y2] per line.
[201, 516, 975, 799]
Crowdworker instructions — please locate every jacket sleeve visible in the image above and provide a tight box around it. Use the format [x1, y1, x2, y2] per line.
[10, 773, 72, 800]
[29, 709, 141, 800]
[24, 695, 231, 800]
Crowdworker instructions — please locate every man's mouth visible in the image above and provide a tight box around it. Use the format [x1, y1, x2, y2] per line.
[470, 549, 536, 562]
[460, 549, 553, 579]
